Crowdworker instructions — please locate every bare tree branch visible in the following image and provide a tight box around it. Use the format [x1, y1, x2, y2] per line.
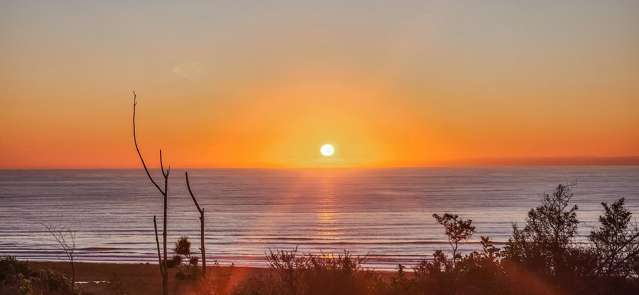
[132, 90, 165, 195]
[185, 172, 203, 213]
[153, 216, 165, 275]
[185, 171, 206, 275]
[44, 224, 77, 287]
[132, 91, 170, 295]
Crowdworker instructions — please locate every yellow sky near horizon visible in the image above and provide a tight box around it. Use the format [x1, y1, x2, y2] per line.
[1, 1, 638, 169]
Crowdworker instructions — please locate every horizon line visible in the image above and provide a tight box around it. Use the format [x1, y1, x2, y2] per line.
[2, 156, 639, 170]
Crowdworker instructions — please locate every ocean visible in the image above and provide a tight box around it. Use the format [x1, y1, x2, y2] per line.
[1, 167, 638, 270]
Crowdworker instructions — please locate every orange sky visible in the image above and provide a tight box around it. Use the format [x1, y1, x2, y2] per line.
[1, 1, 638, 168]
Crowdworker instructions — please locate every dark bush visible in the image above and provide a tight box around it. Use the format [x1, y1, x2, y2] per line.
[432, 213, 475, 262]
[167, 255, 182, 268]
[0, 256, 32, 282]
[175, 236, 191, 257]
[228, 184, 639, 295]
[502, 184, 579, 278]
[590, 198, 639, 278]
[0, 257, 74, 295]
[189, 256, 199, 266]
[232, 248, 378, 295]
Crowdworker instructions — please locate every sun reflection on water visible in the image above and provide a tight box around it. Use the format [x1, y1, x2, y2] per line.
[317, 176, 338, 239]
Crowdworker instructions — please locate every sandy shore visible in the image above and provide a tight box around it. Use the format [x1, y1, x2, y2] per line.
[27, 261, 263, 295]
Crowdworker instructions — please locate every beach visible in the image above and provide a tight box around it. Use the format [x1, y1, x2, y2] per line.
[26, 261, 260, 295]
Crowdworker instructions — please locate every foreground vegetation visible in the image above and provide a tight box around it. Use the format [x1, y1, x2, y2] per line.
[217, 184, 638, 295]
[0, 257, 74, 295]
[2, 184, 638, 294]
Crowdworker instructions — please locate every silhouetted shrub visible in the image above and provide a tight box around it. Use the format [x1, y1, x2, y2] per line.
[0, 257, 74, 295]
[37, 268, 74, 294]
[501, 185, 639, 294]
[232, 248, 380, 295]
[230, 184, 639, 295]
[590, 198, 639, 278]
[432, 213, 476, 262]
[8, 183, 638, 294]
[167, 255, 182, 268]
[189, 256, 200, 266]
[405, 216, 506, 295]
[0, 256, 32, 294]
[0, 256, 32, 282]
[175, 236, 192, 257]
[502, 184, 579, 278]
[171, 236, 201, 280]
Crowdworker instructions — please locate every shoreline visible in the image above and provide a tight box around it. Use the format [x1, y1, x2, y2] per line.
[25, 261, 397, 294]
[27, 261, 262, 295]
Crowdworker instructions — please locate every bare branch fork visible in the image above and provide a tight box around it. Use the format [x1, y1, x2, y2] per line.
[185, 171, 207, 275]
[133, 91, 170, 295]
[44, 224, 77, 286]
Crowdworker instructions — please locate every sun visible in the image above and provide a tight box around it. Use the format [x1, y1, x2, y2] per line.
[320, 144, 335, 157]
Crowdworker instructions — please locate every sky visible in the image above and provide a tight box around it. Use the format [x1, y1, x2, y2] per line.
[1, 0, 638, 168]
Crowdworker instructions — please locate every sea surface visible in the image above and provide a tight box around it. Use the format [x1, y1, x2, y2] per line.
[1, 167, 638, 270]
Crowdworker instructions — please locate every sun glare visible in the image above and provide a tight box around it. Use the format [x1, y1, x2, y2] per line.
[320, 144, 335, 157]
